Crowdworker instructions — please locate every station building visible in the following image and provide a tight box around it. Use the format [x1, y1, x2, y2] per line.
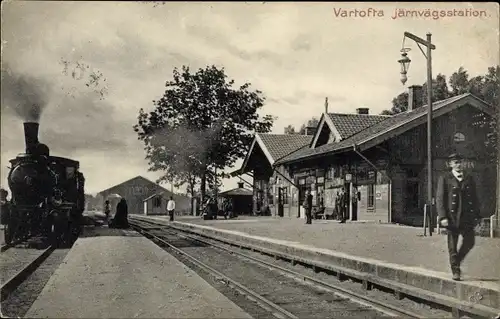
[236, 88, 497, 227]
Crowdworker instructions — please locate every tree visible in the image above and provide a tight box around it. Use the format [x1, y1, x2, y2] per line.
[382, 92, 409, 115]
[284, 117, 319, 134]
[284, 125, 296, 134]
[422, 73, 450, 102]
[134, 65, 275, 201]
[298, 117, 320, 134]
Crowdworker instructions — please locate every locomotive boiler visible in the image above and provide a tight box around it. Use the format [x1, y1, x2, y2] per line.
[3, 122, 86, 246]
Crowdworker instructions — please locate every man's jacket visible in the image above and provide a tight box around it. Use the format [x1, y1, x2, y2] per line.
[436, 171, 480, 230]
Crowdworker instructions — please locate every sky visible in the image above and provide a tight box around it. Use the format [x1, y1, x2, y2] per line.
[1, 1, 498, 196]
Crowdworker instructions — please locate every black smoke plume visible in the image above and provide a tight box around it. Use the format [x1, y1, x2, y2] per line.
[1, 65, 51, 122]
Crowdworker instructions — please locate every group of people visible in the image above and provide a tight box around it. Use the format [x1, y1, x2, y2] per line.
[200, 196, 235, 220]
[301, 187, 351, 225]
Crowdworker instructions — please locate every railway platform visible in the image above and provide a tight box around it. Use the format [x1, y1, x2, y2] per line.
[25, 226, 252, 318]
[133, 215, 500, 317]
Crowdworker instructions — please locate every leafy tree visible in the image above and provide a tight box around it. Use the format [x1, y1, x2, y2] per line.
[134, 65, 275, 201]
[383, 92, 409, 115]
[298, 117, 320, 134]
[449, 66, 469, 95]
[422, 74, 450, 102]
[284, 117, 319, 134]
[284, 125, 296, 134]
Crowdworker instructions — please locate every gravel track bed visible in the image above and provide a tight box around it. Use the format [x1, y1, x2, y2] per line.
[188, 233, 453, 318]
[1, 247, 48, 283]
[1, 248, 70, 318]
[154, 230, 388, 319]
[157, 241, 277, 319]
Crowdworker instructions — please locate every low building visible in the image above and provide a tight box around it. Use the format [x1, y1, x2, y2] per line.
[218, 182, 253, 215]
[96, 176, 191, 215]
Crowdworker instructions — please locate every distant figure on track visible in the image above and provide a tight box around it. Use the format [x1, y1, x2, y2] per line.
[111, 198, 129, 229]
[167, 196, 175, 222]
[436, 152, 480, 281]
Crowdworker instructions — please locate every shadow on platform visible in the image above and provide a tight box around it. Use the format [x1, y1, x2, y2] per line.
[79, 226, 142, 238]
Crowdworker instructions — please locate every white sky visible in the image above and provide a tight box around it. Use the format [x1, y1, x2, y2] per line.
[1, 1, 498, 195]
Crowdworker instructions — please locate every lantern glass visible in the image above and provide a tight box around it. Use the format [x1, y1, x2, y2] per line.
[398, 52, 411, 74]
[400, 73, 408, 85]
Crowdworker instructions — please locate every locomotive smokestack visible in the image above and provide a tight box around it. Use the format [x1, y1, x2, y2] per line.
[24, 122, 39, 154]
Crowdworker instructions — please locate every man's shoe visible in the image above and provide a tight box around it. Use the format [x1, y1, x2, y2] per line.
[452, 271, 461, 281]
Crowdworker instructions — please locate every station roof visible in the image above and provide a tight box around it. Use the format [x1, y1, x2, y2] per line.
[276, 93, 494, 165]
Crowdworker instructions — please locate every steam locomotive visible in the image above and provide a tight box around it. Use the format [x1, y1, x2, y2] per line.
[2, 122, 85, 246]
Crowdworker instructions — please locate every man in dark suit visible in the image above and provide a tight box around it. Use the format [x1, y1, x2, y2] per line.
[436, 153, 480, 281]
[303, 190, 313, 224]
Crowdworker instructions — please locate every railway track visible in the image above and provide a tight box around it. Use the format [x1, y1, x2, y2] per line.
[1, 245, 55, 302]
[1, 236, 30, 252]
[130, 218, 426, 319]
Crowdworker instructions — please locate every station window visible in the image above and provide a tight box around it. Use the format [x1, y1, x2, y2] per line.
[282, 187, 289, 205]
[367, 185, 375, 209]
[153, 196, 162, 208]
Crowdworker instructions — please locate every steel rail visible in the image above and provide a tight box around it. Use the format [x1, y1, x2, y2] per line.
[130, 218, 421, 318]
[130, 221, 299, 319]
[180, 231, 424, 318]
[1, 245, 55, 301]
[1, 235, 31, 252]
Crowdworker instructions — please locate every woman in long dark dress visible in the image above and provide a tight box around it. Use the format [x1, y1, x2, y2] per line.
[112, 198, 129, 229]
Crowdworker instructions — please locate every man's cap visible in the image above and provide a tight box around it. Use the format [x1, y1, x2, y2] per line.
[448, 153, 464, 160]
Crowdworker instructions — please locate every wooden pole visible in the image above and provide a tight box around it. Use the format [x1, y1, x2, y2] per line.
[423, 204, 428, 236]
[426, 32, 434, 236]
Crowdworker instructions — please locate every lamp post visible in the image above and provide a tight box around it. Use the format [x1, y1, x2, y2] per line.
[399, 32, 436, 236]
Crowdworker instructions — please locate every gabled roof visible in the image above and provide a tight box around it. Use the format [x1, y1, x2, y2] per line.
[259, 133, 313, 162]
[327, 113, 390, 140]
[276, 93, 494, 165]
[97, 175, 169, 196]
[310, 112, 389, 148]
[240, 133, 313, 173]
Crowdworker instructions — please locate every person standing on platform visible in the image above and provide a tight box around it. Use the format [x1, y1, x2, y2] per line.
[167, 196, 176, 222]
[436, 153, 481, 281]
[111, 198, 129, 229]
[303, 190, 313, 224]
[339, 187, 348, 223]
[104, 200, 111, 224]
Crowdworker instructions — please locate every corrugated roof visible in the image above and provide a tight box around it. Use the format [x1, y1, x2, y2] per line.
[258, 133, 313, 162]
[276, 93, 485, 164]
[327, 113, 389, 139]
